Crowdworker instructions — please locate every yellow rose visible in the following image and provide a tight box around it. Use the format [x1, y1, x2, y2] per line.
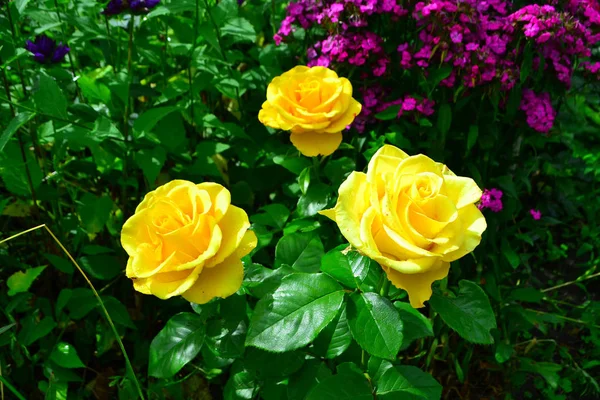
[121, 180, 257, 304]
[320, 145, 487, 308]
[258, 66, 362, 157]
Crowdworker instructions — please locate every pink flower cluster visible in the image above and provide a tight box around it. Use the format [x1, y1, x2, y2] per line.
[277, 0, 599, 132]
[530, 209, 542, 220]
[509, 4, 593, 85]
[478, 188, 504, 212]
[520, 89, 556, 133]
[351, 85, 435, 133]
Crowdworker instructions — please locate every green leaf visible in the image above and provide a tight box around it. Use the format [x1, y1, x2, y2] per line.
[429, 280, 497, 344]
[519, 358, 562, 389]
[501, 238, 520, 269]
[79, 75, 111, 104]
[376, 365, 442, 400]
[0, 112, 36, 152]
[224, 368, 257, 400]
[250, 204, 290, 230]
[221, 17, 256, 43]
[102, 296, 135, 329]
[466, 125, 478, 154]
[495, 341, 514, 364]
[34, 72, 68, 120]
[246, 273, 345, 352]
[348, 251, 373, 285]
[347, 292, 403, 360]
[313, 304, 352, 359]
[509, 288, 544, 304]
[244, 348, 305, 378]
[0, 142, 43, 196]
[324, 157, 356, 185]
[133, 106, 180, 139]
[79, 255, 121, 281]
[50, 342, 85, 369]
[7, 265, 46, 296]
[66, 289, 97, 319]
[275, 232, 324, 273]
[520, 44, 534, 84]
[394, 302, 433, 349]
[77, 194, 114, 235]
[437, 104, 452, 135]
[43, 253, 74, 274]
[18, 315, 56, 346]
[0, 323, 16, 336]
[273, 154, 312, 175]
[321, 247, 357, 288]
[306, 370, 373, 400]
[375, 104, 401, 120]
[134, 147, 167, 185]
[297, 183, 330, 217]
[148, 312, 206, 378]
[288, 360, 332, 400]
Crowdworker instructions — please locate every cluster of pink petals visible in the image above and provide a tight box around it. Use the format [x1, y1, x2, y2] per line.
[530, 209, 542, 220]
[520, 89, 556, 133]
[276, 0, 600, 133]
[478, 188, 504, 212]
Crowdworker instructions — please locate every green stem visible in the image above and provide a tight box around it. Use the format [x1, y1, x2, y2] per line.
[52, 0, 82, 101]
[0, 375, 26, 400]
[379, 278, 391, 298]
[1, 66, 38, 211]
[0, 225, 146, 400]
[541, 271, 600, 293]
[122, 16, 135, 209]
[0, 96, 93, 130]
[4, 2, 28, 97]
[202, 0, 245, 118]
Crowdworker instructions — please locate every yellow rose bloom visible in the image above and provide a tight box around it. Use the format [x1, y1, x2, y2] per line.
[258, 66, 362, 157]
[320, 145, 487, 308]
[121, 180, 257, 304]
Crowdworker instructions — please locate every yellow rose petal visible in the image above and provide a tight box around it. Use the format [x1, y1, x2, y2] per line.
[290, 131, 342, 157]
[383, 261, 451, 308]
[318, 208, 337, 222]
[182, 256, 244, 304]
[439, 204, 486, 262]
[198, 182, 231, 220]
[322, 98, 362, 134]
[146, 268, 202, 299]
[333, 172, 370, 248]
[443, 175, 483, 209]
[207, 205, 250, 267]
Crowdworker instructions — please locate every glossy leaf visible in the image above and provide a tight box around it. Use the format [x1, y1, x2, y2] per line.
[313, 304, 352, 359]
[376, 365, 442, 400]
[275, 232, 324, 273]
[306, 370, 372, 400]
[347, 292, 403, 360]
[148, 312, 206, 378]
[50, 342, 85, 369]
[429, 280, 497, 344]
[246, 273, 345, 352]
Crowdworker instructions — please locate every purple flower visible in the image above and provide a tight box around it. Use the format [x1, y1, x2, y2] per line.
[129, 0, 160, 14]
[25, 35, 70, 64]
[529, 209, 542, 220]
[102, 0, 125, 15]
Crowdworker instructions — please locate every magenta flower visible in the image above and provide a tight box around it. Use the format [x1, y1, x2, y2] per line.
[529, 209, 542, 220]
[478, 188, 503, 213]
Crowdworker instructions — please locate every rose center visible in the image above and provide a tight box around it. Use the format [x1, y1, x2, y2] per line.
[296, 80, 322, 106]
[152, 214, 181, 232]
